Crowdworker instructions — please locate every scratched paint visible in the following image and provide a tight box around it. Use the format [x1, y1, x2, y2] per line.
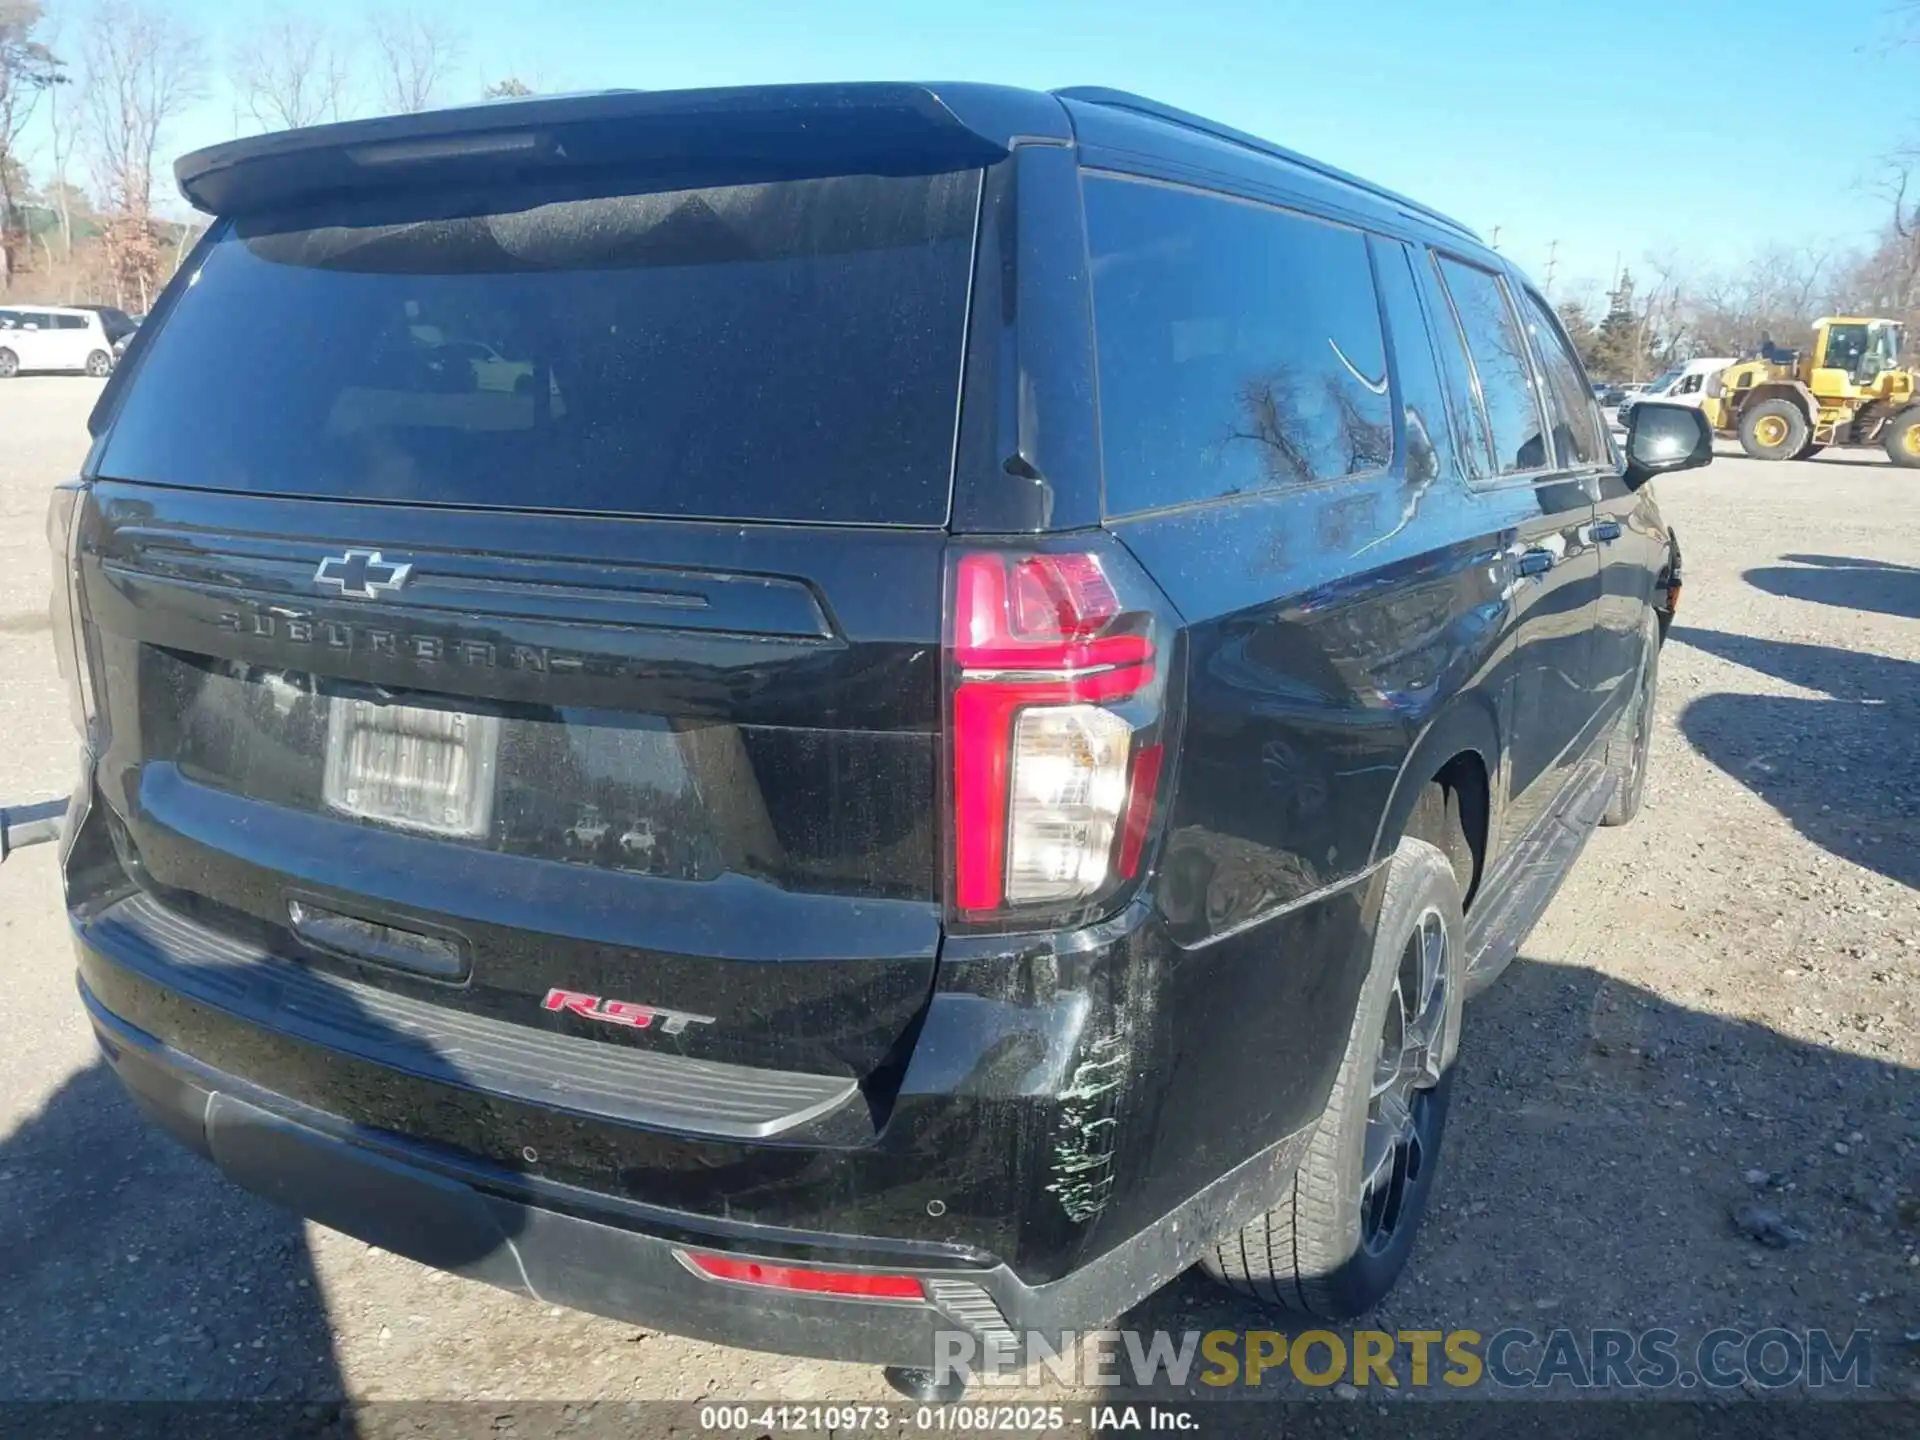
[1044, 1032, 1129, 1223]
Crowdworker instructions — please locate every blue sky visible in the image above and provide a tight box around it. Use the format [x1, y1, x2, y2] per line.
[23, 0, 1917, 299]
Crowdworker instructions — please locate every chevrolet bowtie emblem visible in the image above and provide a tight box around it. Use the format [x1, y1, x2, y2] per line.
[314, 549, 413, 600]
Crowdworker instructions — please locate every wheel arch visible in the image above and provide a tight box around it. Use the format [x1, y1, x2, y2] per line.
[1369, 693, 1500, 904]
[1737, 380, 1817, 422]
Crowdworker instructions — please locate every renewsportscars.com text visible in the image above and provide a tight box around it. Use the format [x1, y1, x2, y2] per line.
[936, 1326, 1873, 1391]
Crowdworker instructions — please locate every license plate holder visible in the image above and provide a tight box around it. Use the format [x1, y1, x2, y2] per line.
[322, 697, 501, 838]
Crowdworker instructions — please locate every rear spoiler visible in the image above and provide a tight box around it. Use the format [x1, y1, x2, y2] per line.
[174, 83, 1070, 216]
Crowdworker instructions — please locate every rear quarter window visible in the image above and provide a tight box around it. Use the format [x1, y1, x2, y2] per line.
[99, 169, 981, 526]
[1085, 175, 1392, 517]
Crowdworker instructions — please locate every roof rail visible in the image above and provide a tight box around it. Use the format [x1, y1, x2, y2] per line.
[1052, 87, 1479, 243]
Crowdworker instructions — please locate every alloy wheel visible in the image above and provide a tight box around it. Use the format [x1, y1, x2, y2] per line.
[1360, 906, 1451, 1257]
[1624, 682, 1649, 794]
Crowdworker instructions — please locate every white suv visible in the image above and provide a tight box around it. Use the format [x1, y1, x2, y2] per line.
[0, 306, 118, 378]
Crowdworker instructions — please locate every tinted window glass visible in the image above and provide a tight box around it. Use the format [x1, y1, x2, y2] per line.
[1518, 289, 1605, 466]
[1435, 257, 1547, 475]
[54, 314, 86, 330]
[1086, 176, 1391, 515]
[1372, 239, 1454, 487]
[0, 311, 18, 328]
[1415, 257, 1494, 481]
[18, 311, 53, 329]
[101, 170, 981, 524]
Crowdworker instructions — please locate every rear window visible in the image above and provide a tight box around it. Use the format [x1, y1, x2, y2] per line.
[100, 169, 981, 525]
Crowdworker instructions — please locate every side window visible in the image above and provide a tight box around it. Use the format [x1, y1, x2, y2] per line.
[1085, 175, 1393, 516]
[54, 314, 86, 331]
[18, 311, 53, 329]
[0, 310, 18, 329]
[1517, 289, 1606, 466]
[1677, 372, 1701, 395]
[1434, 257, 1549, 476]
[1413, 253, 1494, 481]
[1370, 238, 1452, 486]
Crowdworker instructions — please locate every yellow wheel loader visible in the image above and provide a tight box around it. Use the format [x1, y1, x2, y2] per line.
[1700, 317, 1920, 466]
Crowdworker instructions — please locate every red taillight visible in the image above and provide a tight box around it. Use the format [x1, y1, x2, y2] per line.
[1008, 553, 1119, 639]
[45, 482, 98, 744]
[949, 549, 1168, 919]
[677, 1250, 927, 1301]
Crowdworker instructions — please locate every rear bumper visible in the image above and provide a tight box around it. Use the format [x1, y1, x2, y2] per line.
[86, 981, 1314, 1367]
[86, 985, 1010, 1367]
[67, 758, 1367, 1367]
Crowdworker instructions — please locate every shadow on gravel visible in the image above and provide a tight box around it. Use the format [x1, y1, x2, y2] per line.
[0, 1060, 345, 1406]
[1, 909, 533, 1430]
[1794, 454, 1898, 469]
[1669, 625, 1919, 888]
[1744, 555, 1920, 622]
[1100, 957, 1917, 1423]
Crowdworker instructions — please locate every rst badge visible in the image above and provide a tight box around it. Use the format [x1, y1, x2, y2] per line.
[543, 988, 716, 1035]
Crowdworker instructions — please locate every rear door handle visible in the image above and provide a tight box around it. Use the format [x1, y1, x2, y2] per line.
[1517, 549, 1555, 576]
[1592, 519, 1623, 543]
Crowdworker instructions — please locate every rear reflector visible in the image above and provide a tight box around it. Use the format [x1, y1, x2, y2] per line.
[1115, 742, 1165, 880]
[677, 1250, 927, 1301]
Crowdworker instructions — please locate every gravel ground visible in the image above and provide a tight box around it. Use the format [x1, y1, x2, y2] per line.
[0, 377, 1914, 1423]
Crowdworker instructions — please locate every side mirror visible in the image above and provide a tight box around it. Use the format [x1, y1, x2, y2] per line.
[1623, 401, 1713, 490]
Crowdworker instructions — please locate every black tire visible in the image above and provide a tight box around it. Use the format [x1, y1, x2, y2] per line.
[1602, 629, 1659, 826]
[1886, 409, 1920, 469]
[1738, 398, 1808, 460]
[0, 348, 17, 379]
[1201, 836, 1464, 1318]
[84, 349, 113, 378]
[1790, 441, 1824, 461]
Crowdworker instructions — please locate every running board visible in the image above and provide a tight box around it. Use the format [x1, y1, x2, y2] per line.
[1462, 759, 1613, 996]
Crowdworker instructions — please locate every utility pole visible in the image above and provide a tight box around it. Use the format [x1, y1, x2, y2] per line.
[1543, 240, 1559, 296]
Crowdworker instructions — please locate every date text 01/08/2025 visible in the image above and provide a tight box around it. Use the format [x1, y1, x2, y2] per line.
[695, 1404, 1104, 1432]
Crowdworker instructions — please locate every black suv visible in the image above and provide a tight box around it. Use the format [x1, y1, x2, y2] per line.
[50, 84, 1710, 1386]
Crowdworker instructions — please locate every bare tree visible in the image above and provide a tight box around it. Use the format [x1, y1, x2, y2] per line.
[80, 0, 207, 309]
[231, 14, 353, 131]
[41, 12, 75, 261]
[1, 0, 65, 289]
[1635, 250, 1693, 371]
[1857, 155, 1920, 324]
[368, 8, 466, 115]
